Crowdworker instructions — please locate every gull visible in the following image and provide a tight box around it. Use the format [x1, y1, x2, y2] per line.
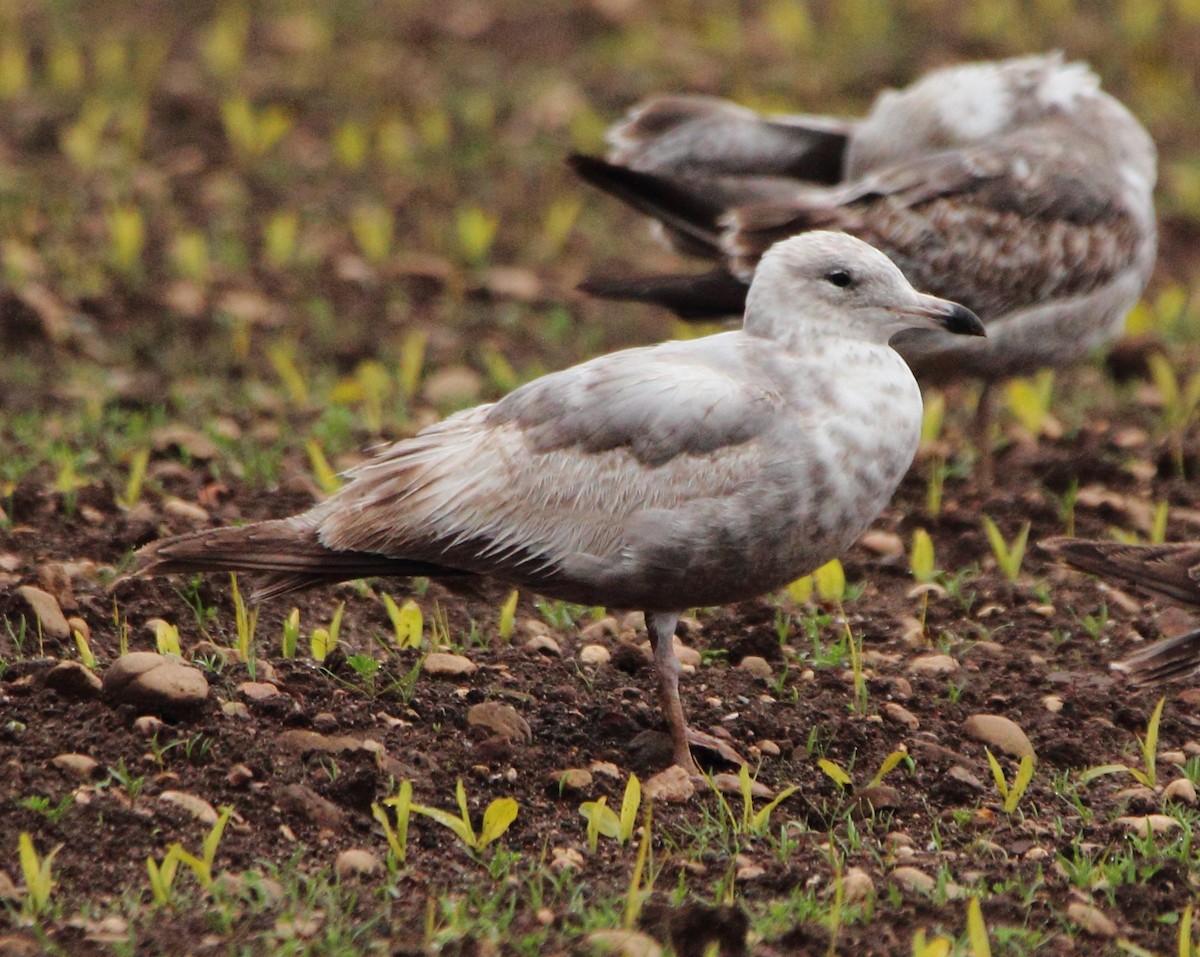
[570, 53, 1156, 460]
[1041, 537, 1200, 685]
[137, 232, 983, 772]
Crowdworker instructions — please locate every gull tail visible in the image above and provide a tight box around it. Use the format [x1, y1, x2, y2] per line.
[1113, 628, 1200, 686]
[568, 154, 726, 257]
[135, 520, 464, 601]
[578, 268, 748, 320]
[1039, 537, 1200, 608]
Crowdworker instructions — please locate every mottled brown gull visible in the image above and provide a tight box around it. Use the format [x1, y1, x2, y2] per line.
[571, 53, 1156, 388]
[1041, 537, 1200, 685]
[137, 232, 983, 771]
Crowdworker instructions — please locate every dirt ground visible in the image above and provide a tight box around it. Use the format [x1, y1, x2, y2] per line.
[2, 2, 1200, 956]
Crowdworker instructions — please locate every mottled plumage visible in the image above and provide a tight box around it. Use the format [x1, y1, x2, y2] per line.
[138, 232, 984, 770]
[1041, 538, 1200, 685]
[573, 53, 1157, 383]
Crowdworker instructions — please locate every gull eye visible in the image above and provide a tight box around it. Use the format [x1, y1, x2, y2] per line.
[825, 270, 853, 288]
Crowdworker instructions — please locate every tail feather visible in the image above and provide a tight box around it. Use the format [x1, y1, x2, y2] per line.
[135, 520, 468, 600]
[1039, 537, 1200, 609]
[578, 268, 748, 320]
[1113, 628, 1200, 686]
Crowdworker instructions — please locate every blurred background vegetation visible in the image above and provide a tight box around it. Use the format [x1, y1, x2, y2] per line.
[0, 0, 1197, 493]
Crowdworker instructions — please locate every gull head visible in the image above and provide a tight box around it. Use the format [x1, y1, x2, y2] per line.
[744, 231, 984, 348]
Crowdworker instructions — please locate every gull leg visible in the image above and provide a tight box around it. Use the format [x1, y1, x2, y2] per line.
[647, 611, 744, 771]
[973, 381, 997, 488]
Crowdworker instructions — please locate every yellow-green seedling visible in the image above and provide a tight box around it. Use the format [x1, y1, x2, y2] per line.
[74, 627, 97, 669]
[230, 574, 258, 663]
[785, 573, 813, 605]
[221, 96, 292, 162]
[981, 516, 1030, 583]
[496, 589, 519, 643]
[481, 345, 519, 393]
[152, 619, 182, 657]
[623, 804, 654, 929]
[1151, 499, 1169, 545]
[814, 559, 846, 602]
[333, 119, 369, 170]
[47, 39, 84, 91]
[911, 928, 952, 957]
[1081, 696, 1166, 789]
[350, 203, 395, 265]
[819, 750, 911, 793]
[376, 116, 413, 169]
[147, 805, 232, 904]
[1148, 352, 1200, 434]
[736, 764, 799, 836]
[310, 602, 344, 662]
[383, 594, 422, 649]
[119, 448, 150, 509]
[579, 774, 641, 851]
[18, 832, 60, 919]
[454, 206, 498, 265]
[984, 749, 1035, 815]
[920, 391, 945, 448]
[967, 897, 992, 957]
[925, 458, 948, 517]
[1179, 902, 1196, 957]
[280, 608, 300, 659]
[171, 229, 210, 284]
[910, 529, 936, 583]
[201, 4, 249, 77]
[263, 211, 300, 270]
[540, 197, 582, 259]
[410, 779, 518, 853]
[0, 35, 29, 100]
[146, 844, 183, 907]
[1005, 369, 1055, 437]
[107, 205, 145, 276]
[372, 780, 413, 865]
[397, 329, 427, 401]
[305, 438, 342, 494]
[267, 341, 309, 407]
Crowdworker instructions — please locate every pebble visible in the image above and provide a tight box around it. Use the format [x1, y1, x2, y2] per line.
[643, 765, 695, 803]
[423, 652, 477, 676]
[52, 753, 99, 780]
[103, 652, 209, 712]
[312, 712, 338, 733]
[422, 366, 483, 407]
[579, 617, 618, 641]
[736, 863, 765, 880]
[907, 654, 959, 676]
[946, 765, 985, 792]
[842, 867, 875, 904]
[1160, 750, 1186, 766]
[163, 497, 209, 523]
[884, 703, 919, 730]
[1042, 695, 1063, 713]
[758, 740, 781, 757]
[16, 585, 71, 639]
[966, 641, 1005, 658]
[0, 870, 17, 899]
[222, 701, 251, 719]
[159, 790, 219, 825]
[44, 660, 102, 699]
[133, 715, 165, 737]
[552, 769, 592, 793]
[467, 702, 532, 743]
[962, 714, 1034, 760]
[738, 656, 772, 679]
[711, 773, 772, 798]
[860, 529, 904, 556]
[889, 866, 935, 895]
[890, 677, 913, 699]
[334, 849, 381, 878]
[585, 930, 662, 957]
[589, 761, 621, 780]
[524, 635, 561, 657]
[551, 847, 584, 872]
[1163, 778, 1197, 805]
[227, 763, 255, 787]
[1066, 902, 1117, 938]
[237, 681, 280, 701]
[1116, 814, 1182, 837]
[278, 784, 345, 829]
[579, 644, 611, 666]
[66, 617, 90, 640]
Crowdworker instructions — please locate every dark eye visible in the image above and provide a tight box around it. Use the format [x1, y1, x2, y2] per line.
[825, 270, 853, 288]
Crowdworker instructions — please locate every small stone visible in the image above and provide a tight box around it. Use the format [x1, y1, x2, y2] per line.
[907, 654, 959, 676]
[553, 769, 593, 793]
[579, 644, 611, 666]
[1066, 902, 1117, 938]
[16, 586, 71, 639]
[312, 712, 338, 733]
[736, 863, 765, 880]
[422, 366, 483, 407]
[551, 846, 584, 872]
[103, 652, 209, 712]
[1024, 847, 1049, 861]
[1160, 750, 1186, 766]
[1164, 778, 1197, 805]
[163, 497, 209, 523]
[758, 740, 781, 757]
[66, 617, 89, 640]
[276, 730, 366, 754]
[0, 870, 16, 899]
[524, 635, 561, 657]
[334, 849, 380, 878]
[738, 656, 772, 679]
[237, 681, 280, 701]
[589, 761, 621, 780]
[946, 765, 985, 792]
[842, 867, 874, 904]
[1042, 695, 1064, 713]
[859, 529, 904, 557]
[891, 677, 913, 699]
[712, 773, 772, 798]
[227, 763, 255, 787]
[44, 660, 102, 699]
[580, 617, 618, 641]
[278, 784, 345, 830]
[890, 866, 935, 895]
[643, 765, 695, 803]
[52, 753, 99, 780]
[159, 790, 219, 825]
[133, 715, 164, 737]
[963, 714, 1035, 760]
[673, 637, 700, 668]
[1116, 814, 1182, 837]
[222, 701, 251, 719]
[884, 703, 919, 730]
[468, 702, 532, 743]
[585, 929, 662, 957]
[423, 652, 477, 676]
